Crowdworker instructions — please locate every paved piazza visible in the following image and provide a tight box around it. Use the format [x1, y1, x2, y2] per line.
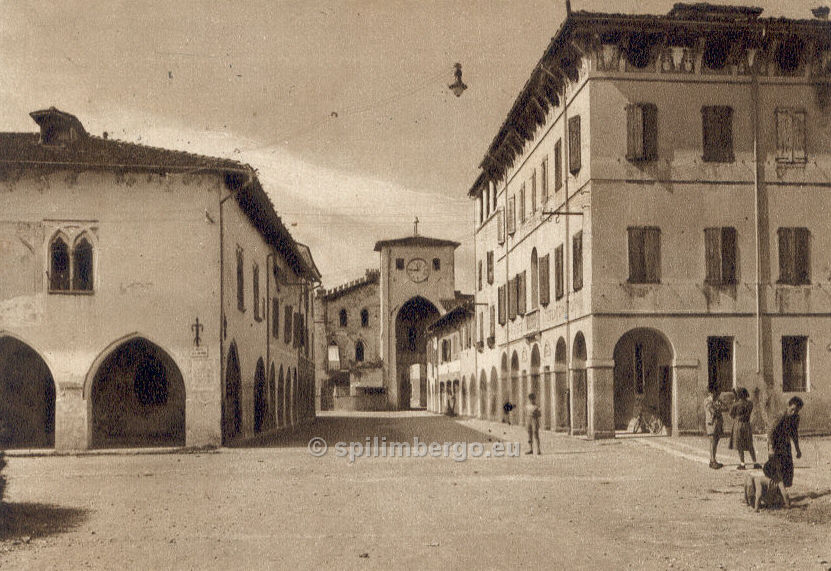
[1, 412, 830, 570]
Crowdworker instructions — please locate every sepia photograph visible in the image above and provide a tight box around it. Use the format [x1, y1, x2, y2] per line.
[1, 0, 830, 568]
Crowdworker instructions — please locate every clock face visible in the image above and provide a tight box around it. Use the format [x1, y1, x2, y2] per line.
[406, 258, 429, 283]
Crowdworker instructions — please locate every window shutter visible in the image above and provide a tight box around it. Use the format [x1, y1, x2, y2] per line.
[539, 254, 550, 306]
[795, 227, 810, 284]
[793, 110, 806, 163]
[704, 227, 721, 284]
[626, 104, 644, 160]
[519, 184, 526, 223]
[778, 227, 793, 284]
[487, 251, 494, 284]
[530, 252, 539, 309]
[498, 285, 506, 325]
[643, 103, 658, 160]
[554, 139, 563, 191]
[479, 312, 484, 344]
[644, 227, 661, 283]
[572, 231, 583, 291]
[489, 306, 496, 337]
[478, 260, 483, 291]
[284, 305, 292, 342]
[272, 298, 280, 338]
[508, 277, 517, 320]
[555, 245, 564, 300]
[517, 271, 527, 315]
[507, 197, 516, 234]
[721, 227, 737, 284]
[530, 171, 537, 213]
[568, 116, 581, 174]
[541, 157, 549, 202]
[628, 227, 644, 283]
[497, 207, 505, 244]
[775, 108, 791, 162]
[702, 106, 732, 162]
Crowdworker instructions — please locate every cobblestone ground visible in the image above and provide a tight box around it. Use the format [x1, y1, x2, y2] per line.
[1, 412, 829, 570]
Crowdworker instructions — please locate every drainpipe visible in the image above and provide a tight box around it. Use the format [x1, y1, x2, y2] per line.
[562, 89, 573, 435]
[472, 187, 479, 417]
[266, 252, 276, 427]
[751, 50, 762, 374]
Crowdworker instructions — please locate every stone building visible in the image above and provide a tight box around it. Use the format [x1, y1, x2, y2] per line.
[315, 234, 467, 410]
[465, 4, 831, 438]
[0, 108, 320, 450]
[424, 298, 476, 416]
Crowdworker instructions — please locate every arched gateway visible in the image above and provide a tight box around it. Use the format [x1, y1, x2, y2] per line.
[395, 296, 439, 409]
[0, 335, 55, 448]
[90, 337, 185, 448]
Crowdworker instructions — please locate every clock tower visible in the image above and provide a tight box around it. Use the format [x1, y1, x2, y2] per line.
[373, 235, 461, 409]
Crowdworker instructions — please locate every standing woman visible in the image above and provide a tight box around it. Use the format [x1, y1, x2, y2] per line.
[729, 388, 760, 470]
[765, 396, 804, 508]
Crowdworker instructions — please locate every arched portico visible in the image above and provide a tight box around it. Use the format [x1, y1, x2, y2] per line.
[254, 358, 267, 434]
[489, 367, 498, 420]
[0, 334, 56, 448]
[570, 332, 587, 436]
[554, 338, 569, 432]
[613, 328, 674, 435]
[223, 343, 242, 444]
[89, 336, 185, 448]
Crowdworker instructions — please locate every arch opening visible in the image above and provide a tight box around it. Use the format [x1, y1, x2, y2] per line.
[223, 343, 242, 444]
[395, 296, 439, 409]
[91, 337, 185, 448]
[0, 336, 55, 448]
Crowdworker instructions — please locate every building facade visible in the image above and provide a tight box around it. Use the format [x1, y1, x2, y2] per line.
[425, 299, 477, 417]
[315, 235, 466, 410]
[466, 4, 831, 438]
[0, 108, 319, 450]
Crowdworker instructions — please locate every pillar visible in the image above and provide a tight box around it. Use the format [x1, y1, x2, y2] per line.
[569, 367, 587, 436]
[586, 359, 615, 440]
[673, 358, 700, 436]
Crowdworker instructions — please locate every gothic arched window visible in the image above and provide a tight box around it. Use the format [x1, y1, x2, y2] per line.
[72, 235, 94, 291]
[49, 235, 70, 291]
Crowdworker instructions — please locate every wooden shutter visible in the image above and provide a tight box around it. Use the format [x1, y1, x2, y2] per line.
[568, 116, 581, 174]
[487, 251, 494, 284]
[539, 254, 550, 306]
[531, 171, 537, 213]
[643, 103, 658, 160]
[517, 271, 527, 315]
[479, 312, 484, 344]
[572, 231, 583, 291]
[555, 245, 564, 299]
[793, 110, 806, 163]
[644, 227, 661, 282]
[775, 108, 791, 162]
[497, 206, 505, 244]
[721, 227, 737, 284]
[541, 157, 549, 202]
[507, 197, 516, 234]
[272, 298, 280, 338]
[519, 184, 526, 223]
[795, 227, 810, 284]
[489, 306, 496, 337]
[508, 277, 517, 320]
[498, 285, 506, 325]
[704, 227, 721, 283]
[628, 227, 644, 282]
[626, 104, 644, 160]
[478, 260, 483, 291]
[778, 227, 793, 284]
[554, 139, 563, 190]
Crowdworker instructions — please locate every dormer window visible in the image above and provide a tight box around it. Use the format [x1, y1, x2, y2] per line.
[30, 107, 88, 146]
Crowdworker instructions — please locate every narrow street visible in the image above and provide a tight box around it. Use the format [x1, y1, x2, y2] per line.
[1, 413, 830, 570]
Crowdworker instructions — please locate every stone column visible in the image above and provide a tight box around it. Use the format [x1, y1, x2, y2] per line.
[55, 377, 87, 450]
[569, 367, 587, 436]
[672, 358, 700, 436]
[554, 367, 568, 432]
[586, 359, 615, 440]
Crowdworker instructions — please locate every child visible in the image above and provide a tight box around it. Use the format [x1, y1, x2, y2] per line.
[704, 388, 727, 469]
[765, 396, 803, 504]
[525, 393, 542, 455]
[502, 400, 514, 425]
[744, 472, 783, 512]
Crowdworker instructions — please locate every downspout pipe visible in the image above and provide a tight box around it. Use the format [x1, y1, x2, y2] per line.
[751, 51, 762, 373]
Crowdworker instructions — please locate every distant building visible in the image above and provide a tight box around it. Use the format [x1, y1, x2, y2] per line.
[424, 298, 476, 416]
[315, 235, 468, 410]
[466, 4, 831, 437]
[0, 108, 320, 450]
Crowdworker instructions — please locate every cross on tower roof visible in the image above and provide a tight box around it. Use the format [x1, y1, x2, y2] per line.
[413, 216, 419, 236]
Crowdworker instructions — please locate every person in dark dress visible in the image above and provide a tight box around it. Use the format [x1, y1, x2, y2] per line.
[729, 388, 760, 470]
[764, 396, 803, 508]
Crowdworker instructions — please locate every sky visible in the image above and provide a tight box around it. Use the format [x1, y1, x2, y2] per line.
[0, 0, 822, 290]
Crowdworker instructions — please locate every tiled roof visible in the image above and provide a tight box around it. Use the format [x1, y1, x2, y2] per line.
[373, 235, 461, 251]
[429, 297, 475, 332]
[0, 108, 317, 281]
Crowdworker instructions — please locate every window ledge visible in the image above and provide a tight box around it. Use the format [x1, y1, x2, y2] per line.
[49, 289, 94, 296]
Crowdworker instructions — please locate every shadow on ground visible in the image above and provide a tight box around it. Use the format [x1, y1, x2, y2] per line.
[0, 502, 88, 542]
[232, 414, 500, 449]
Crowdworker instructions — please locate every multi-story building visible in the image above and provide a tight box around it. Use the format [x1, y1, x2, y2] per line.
[315, 234, 467, 410]
[0, 108, 320, 450]
[467, 4, 831, 438]
[425, 298, 476, 416]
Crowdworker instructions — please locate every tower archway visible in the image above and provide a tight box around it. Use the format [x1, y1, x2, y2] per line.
[394, 296, 440, 409]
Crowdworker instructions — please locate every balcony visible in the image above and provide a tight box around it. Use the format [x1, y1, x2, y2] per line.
[524, 309, 540, 339]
